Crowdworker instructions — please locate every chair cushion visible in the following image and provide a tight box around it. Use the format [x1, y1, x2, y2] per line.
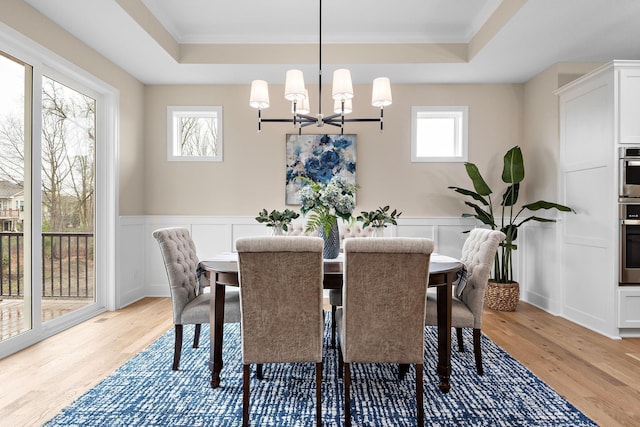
[425, 294, 474, 328]
[180, 292, 210, 324]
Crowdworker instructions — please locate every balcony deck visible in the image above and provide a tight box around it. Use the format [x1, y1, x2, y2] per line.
[0, 298, 93, 341]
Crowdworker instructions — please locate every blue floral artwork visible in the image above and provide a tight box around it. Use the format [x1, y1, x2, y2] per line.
[285, 134, 356, 204]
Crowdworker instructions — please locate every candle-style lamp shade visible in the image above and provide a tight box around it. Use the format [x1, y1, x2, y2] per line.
[284, 69, 306, 102]
[249, 80, 270, 109]
[292, 89, 311, 115]
[371, 77, 392, 107]
[332, 69, 354, 101]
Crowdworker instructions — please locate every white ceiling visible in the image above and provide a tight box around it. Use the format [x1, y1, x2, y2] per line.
[23, 0, 640, 85]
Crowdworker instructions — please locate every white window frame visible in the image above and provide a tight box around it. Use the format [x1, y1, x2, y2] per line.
[167, 106, 223, 162]
[411, 106, 468, 163]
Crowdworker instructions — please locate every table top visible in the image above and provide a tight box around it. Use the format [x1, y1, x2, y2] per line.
[201, 252, 462, 275]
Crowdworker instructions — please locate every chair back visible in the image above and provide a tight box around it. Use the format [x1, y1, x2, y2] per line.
[458, 228, 506, 327]
[153, 227, 201, 324]
[236, 236, 324, 364]
[341, 237, 434, 364]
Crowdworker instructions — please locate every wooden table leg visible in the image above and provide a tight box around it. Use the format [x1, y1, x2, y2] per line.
[209, 276, 226, 388]
[435, 273, 453, 393]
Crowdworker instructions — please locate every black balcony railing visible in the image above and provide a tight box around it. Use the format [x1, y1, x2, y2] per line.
[0, 232, 94, 298]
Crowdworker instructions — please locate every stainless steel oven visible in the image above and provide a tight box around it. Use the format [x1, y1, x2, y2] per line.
[620, 203, 640, 284]
[619, 147, 640, 200]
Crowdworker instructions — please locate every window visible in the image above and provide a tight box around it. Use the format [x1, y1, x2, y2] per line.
[167, 106, 223, 161]
[411, 106, 468, 162]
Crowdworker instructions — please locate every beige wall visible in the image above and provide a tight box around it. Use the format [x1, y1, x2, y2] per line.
[3, 0, 602, 219]
[145, 83, 523, 217]
[1, 0, 146, 215]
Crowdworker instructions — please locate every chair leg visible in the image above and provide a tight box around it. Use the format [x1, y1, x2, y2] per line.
[316, 362, 322, 427]
[193, 324, 201, 348]
[338, 345, 344, 379]
[256, 363, 263, 380]
[416, 363, 424, 427]
[398, 363, 409, 380]
[331, 305, 337, 348]
[172, 324, 183, 370]
[344, 362, 351, 427]
[473, 328, 484, 375]
[456, 327, 464, 352]
[243, 364, 250, 427]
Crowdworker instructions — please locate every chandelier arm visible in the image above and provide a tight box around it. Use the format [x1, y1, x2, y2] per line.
[260, 118, 303, 123]
[321, 121, 343, 128]
[295, 113, 318, 122]
[300, 121, 318, 128]
[333, 118, 383, 123]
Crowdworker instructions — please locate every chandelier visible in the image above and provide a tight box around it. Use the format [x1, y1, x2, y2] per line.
[248, 0, 392, 135]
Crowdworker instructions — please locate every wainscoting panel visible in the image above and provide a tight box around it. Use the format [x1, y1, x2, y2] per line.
[521, 222, 561, 314]
[117, 216, 559, 316]
[117, 216, 146, 308]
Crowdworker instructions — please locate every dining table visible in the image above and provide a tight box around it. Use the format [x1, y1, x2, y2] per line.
[201, 252, 463, 393]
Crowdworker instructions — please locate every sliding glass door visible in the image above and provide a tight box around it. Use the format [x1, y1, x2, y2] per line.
[0, 39, 106, 356]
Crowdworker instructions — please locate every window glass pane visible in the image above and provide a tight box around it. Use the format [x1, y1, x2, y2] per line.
[416, 117, 456, 157]
[177, 115, 218, 157]
[41, 75, 96, 322]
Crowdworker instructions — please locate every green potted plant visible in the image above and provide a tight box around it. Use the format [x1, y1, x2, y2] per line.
[255, 208, 300, 235]
[449, 145, 575, 311]
[357, 205, 402, 237]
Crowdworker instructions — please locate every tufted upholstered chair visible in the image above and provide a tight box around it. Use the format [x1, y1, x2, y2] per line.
[236, 236, 324, 427]
[153, 227, 240, 370]
[336, 237, 434, 427]
[425, 228, 505, 375]
[327, 223, 374, 347]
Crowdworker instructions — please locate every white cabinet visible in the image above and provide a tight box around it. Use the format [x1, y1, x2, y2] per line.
[619, 68, 640, 145]
[619, 287, 640, 329]
[557, 60, 640, 338]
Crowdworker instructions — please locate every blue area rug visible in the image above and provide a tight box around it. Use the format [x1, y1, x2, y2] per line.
[45, 316, 597, 426]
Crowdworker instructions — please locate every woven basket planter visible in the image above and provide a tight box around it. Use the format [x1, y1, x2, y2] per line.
[486, 280, 520, 311]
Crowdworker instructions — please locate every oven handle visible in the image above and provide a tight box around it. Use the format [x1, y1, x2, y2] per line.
[621, 219, 640, 225]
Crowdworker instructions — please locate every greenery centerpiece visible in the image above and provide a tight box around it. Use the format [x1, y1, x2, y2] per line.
[297, 175, 357, 258]
[449, 146, 574, 310]
[297, 175, 358, 234]
[255, 209, 300, 234]
[357, 206, 402, 228]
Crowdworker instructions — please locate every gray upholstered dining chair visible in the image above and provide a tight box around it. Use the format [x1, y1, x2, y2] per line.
[236, 236, 325, 427]
[327, 223, 374, 347]
[425, 228, 505, 375]
[336, 237, 434, 427]
[153, 227, 240, 370]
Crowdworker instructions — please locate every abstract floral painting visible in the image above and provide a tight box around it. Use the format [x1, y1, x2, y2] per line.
[285, 134, 356, 204]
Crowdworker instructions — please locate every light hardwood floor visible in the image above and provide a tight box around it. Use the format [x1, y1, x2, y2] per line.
[0, 297, 638, 426]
